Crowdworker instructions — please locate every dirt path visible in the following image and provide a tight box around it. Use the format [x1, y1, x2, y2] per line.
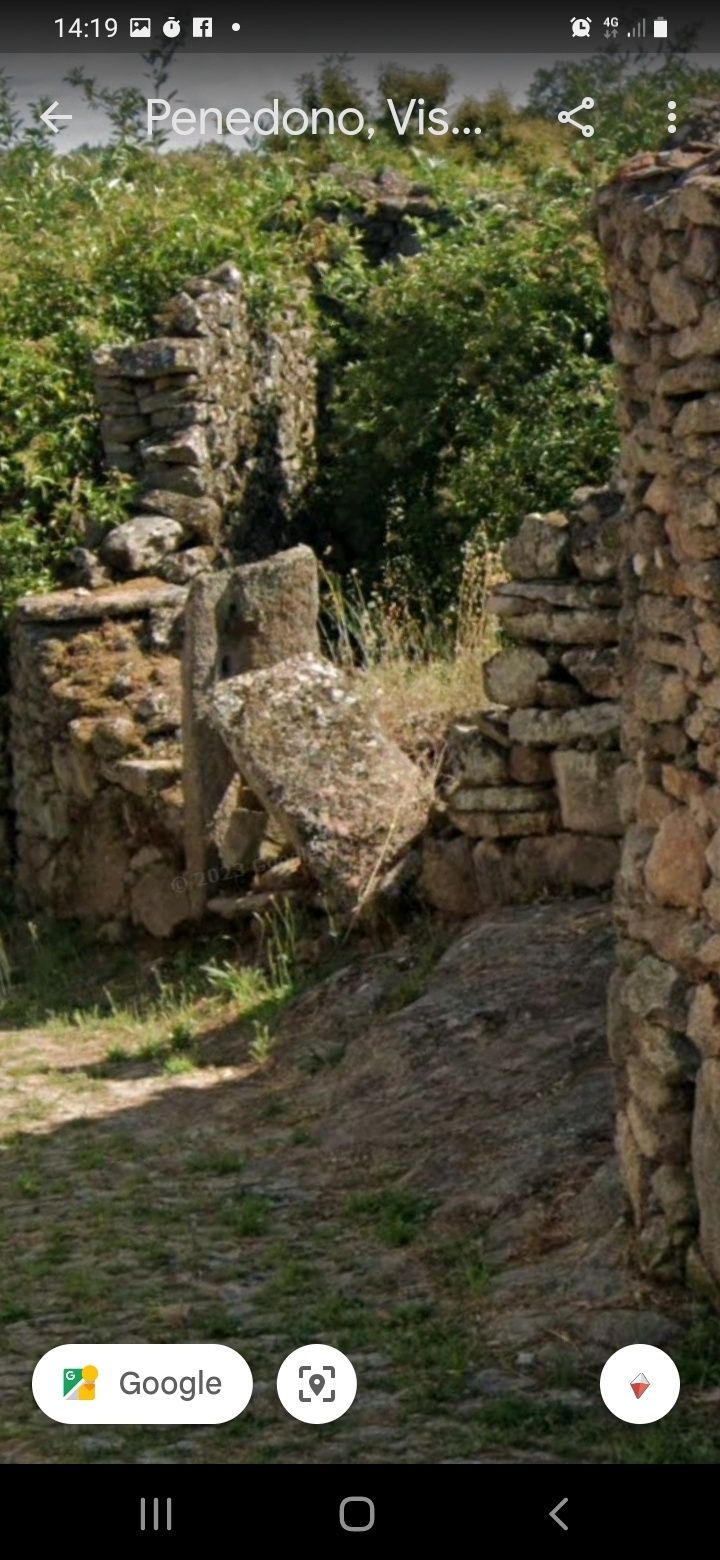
[1, 898, 719, 1464]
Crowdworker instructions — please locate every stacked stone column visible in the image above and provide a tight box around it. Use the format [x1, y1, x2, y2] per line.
[86, 262, 316, 586]
[597, 146, 720, 1288]
[420, 488, 624, 916]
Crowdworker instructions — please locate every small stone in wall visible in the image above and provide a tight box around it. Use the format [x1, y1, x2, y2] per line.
[443, 724, 508, 786]
[140, 426, 209, 470]
[508, 702, 620, 749]
[130, 861, 191, 938]
[552, 749, 622, 836]
[66, 547, 111, 590]
[87, 716, 142, 760]
[419, 835, 480, 918]
[494, 608, 619, 646]
[644, 809, 709, 909]
[141, 490, 223, 544]
[447, 783, 553, 814]
[569, 513, 622, 581]
[513, 832, 619, 892]
[561, 647, 621, 700]
[472, 841, 519, 906]
[687, 981, 720, 1055]
[452, 808, 558, 840]
[211, 775, 268, 871]
[102, 757, 181, 798]
[159, 547, 215, 584]
[100, 515, 184, 576]
[503, 512, 570, 579]
[649, 264, 701, 328]
[483, 646, 549, 707]
[508, 745, 553, 784]
[536, 678, 586, 711]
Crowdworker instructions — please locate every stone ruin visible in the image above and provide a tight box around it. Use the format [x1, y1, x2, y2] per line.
[3, 156, 720, 1299]
[421, 486, 623, 916]
[84, 260, 315, 586]
[11, 579, 187, 937]
[596, 142, 720, 1292]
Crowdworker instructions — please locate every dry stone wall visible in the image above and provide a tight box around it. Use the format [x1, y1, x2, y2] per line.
[421, 488, 624, 917]
[86, 262, 315, 587]
[10, 580, 189, 938]
[597, 142, 720, 1288]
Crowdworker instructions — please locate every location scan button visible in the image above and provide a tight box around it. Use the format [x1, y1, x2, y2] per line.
[32, 1343, 253, 1425]
[277, 1343, 357, 1424]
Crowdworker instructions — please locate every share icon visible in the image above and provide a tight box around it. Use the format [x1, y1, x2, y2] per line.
[557, 96, 595, 137]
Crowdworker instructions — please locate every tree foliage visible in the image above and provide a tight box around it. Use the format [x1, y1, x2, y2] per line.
[1, 46, 718, 628]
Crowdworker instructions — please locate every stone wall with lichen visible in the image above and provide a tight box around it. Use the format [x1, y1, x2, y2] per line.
[597, 142, 720, 1291]
[419, 487, 624, 917]
[10, 581, 189, 938]
[79, 261, 316, 590]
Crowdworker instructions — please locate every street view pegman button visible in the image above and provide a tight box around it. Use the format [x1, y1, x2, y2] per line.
[32, 1344, 253, 1424]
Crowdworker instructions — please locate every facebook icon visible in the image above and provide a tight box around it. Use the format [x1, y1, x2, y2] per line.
[192, 16, 213, 35]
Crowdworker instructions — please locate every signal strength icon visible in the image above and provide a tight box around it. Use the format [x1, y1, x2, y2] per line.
[627, 17, 647, 37]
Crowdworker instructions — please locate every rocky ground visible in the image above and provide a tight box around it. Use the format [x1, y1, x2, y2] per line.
[1, 897, 719, 1464]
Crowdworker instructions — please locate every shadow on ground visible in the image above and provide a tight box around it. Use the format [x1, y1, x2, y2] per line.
[2, 898, 720, 1465]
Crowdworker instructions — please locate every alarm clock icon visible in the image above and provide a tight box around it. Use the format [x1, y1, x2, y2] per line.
[163, 15, 181, 36]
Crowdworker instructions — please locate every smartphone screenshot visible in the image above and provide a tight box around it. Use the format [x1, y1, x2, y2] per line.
[2, 0, 720, 1538]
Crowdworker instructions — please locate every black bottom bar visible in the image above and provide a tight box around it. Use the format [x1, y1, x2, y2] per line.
[4, 1464, 717, 1544]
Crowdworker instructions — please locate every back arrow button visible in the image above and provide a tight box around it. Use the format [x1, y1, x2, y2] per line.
[549, 1497, 569, 1531]
[40, 100, 73, 134]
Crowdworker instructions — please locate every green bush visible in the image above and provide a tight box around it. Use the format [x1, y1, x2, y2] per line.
[2, 46, 719, 631]
[0, 137, 317, 623]
[314, 174, 617, 609]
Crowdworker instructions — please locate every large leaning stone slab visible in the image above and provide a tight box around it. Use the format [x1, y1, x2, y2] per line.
[508, 702, 620, 749]
[209, 654, 432, 914]
[182, 546, 320, 916]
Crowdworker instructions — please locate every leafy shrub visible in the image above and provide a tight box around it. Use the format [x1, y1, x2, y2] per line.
[314, 174, 617, 610]
[2, 44, 719, 634]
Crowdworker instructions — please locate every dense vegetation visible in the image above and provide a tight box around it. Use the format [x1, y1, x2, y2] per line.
[1, 42, 719, 626]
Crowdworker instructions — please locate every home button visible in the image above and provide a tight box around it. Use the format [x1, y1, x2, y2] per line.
[339, 1496, 375, 1533]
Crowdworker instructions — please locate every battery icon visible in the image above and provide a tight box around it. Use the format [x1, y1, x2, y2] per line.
[654, 16, 668, 35]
